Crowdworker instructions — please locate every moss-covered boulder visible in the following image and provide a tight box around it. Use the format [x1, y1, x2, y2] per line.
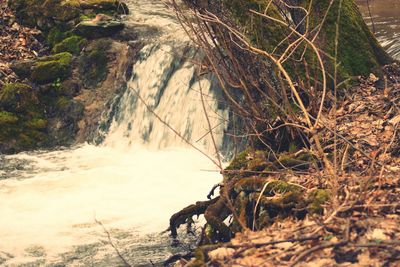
[8, 0, 81, 29]
[11, 53, 73, 84]
[51, 35, 87, 54]
[31, 52, 73, 84]
[0, 83, 39, 112]
[0, 83, 48, 153]
[74, 17, 124, 39]
[8, 0, 128, 30]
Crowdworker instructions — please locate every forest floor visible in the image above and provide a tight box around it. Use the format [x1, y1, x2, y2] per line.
[0, 1, 46, 85]
[174, 66, 400, 267]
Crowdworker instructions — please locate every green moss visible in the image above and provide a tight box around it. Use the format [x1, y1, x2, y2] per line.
[219, 0, 391, 84]
[8, 0, 81, 29]
[277, 152, 314, 171]
[0, 83, 51, 152]
[25, 118, 48, 129]
[225, 150, 249, 171]
[52, 35, 87, 54]
[234, 178, 301, 195]
[222, 0, 289, 52]
[0, 111, 19, 125]
[307, 189, 331, 214]
[302, 0, 391, 79]
[0, 83, 38, 112]
[31, 52, 73, 84]
[79, 39, 110, 87]
[79, 13, 96, 21]
[47, 28, 75, 48]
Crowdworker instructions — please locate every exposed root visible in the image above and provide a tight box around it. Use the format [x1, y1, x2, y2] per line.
[169, 197, 219, 237]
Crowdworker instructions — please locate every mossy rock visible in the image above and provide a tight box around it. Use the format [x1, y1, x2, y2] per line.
[8, 0, 81, 29]
[79, 39, 110, 87]
[31, 53, 73, 84]
[225, 150, 249, 171]
[52, 35, 87, 54]
[8, 0, 128, 30]
[295, 0, 392, 80]
[47, 28, 75, 48]
[0, 111, 19, 125]
[11, 53, 73, 84]
[10, 60, 36, 78]
[25, 118, 48, 129]
[74, 19, 124, 39]
[0, 83, 39, 112]
[221, 0, 290, 53]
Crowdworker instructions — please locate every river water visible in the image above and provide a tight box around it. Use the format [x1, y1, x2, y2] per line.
[0, 0, 228, 266]
[357, 0, 400, 59]
[1, 1, 399, 266]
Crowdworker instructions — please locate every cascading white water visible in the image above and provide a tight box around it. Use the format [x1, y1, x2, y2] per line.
[104, 43, 227, 153]
[0, 1, 228, 266]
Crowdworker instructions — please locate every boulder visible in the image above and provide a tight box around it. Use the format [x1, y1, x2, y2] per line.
[11, 52, 73, 84]
[8, 0, 129, 30]
[51, 35, 87, 54]
[0, 83, 39, 112]
[74, 14, 124, 38]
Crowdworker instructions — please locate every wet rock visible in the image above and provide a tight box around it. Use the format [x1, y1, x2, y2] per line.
[74, 15, 124, 39]
[78, 39, 110, 87]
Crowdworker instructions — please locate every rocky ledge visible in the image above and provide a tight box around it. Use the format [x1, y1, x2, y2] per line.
[0, 0, 137, 154]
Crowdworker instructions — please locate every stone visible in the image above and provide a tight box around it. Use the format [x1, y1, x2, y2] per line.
[74, 15, 124, 39]
[11, 52, 73, 84]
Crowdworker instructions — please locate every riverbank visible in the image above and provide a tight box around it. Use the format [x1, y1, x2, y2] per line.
[0, 0, 135, 154]
[171, 66, 400, 266]
[170, 64, 400, 266]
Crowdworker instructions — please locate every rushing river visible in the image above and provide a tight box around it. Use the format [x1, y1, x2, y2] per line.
[357, 0, 400, 59]
[1, 1, 399, 266]
[0, 0, 228, 266]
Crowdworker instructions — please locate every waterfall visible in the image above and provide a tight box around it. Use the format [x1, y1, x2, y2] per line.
[103, 43, 228, 154]
[0, 1, 229, 265]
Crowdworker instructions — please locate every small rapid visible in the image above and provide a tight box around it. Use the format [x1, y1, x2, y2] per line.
[0, 0, 228, 265]
[0, 145, 220, 266]
[1, 1, 399, 266]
